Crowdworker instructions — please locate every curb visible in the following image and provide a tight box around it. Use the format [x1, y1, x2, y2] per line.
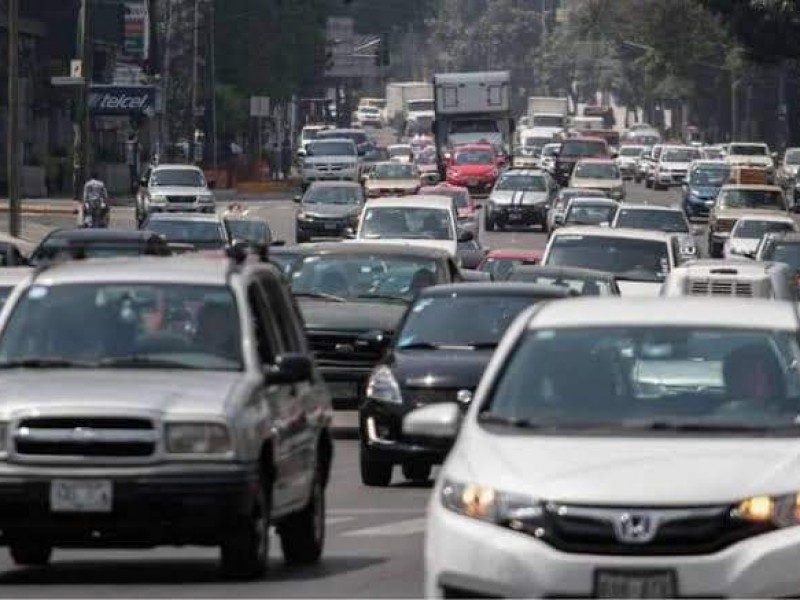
[0, 206, 78, 215]
[237, 181, 301, 194]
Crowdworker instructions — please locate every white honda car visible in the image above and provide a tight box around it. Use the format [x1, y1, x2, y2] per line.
[406, 297, 800, 598]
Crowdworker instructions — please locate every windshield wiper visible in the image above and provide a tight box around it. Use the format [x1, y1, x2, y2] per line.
[620, 419, 777, 433]
[356, 293, 409, 303]
[293, 291, 347, 302]
[98, 355, 197, 369]
[477, 413, 539, 428]
[0, 358, 95, 369]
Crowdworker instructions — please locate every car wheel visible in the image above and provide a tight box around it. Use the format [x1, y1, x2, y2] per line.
[278, 469, 325, 566]
[402, 463, 432, 482]
[360, 446, 392, 487]
[220, 470, 271, 580]
[9, 542, 52, 566]
[484, 213, 495, 232]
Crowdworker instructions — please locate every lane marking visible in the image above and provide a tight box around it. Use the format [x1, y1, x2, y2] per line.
[327, 516, 356, 526]
[341, 517, 426, 537]
[329, 508, 427, 515]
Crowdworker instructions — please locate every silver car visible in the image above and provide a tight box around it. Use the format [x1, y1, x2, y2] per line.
[301, 138, 361, 190]
[136, 164, 216, 227]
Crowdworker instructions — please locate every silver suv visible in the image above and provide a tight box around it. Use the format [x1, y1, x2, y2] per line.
[0, 255, 332, 578]
[301, 138, 360, 190]
[136, 164, 216, 227]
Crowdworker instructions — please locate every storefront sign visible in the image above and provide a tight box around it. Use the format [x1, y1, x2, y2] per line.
[89, 85, 156, 115]
[124, 1, 149, 60]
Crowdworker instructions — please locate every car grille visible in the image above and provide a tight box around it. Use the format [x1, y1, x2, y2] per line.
[13, 416, 157, 458]
[166, 195, 198, 203]
[316, 164, 348, 173]
[537, 503, 772, 556]
[307, 331, 383, 365]
[688, 279, 755, 297]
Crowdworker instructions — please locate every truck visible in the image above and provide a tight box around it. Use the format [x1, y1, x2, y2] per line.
[404, 97, 435, 137]
[432, 70, 513, 171]
[525, 96, 569, 138]
[385, 82, 434, 129]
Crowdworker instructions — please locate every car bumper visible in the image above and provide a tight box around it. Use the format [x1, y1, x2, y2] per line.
[360, 399, 451, 465]
[148, 202, 215, 214]
[297, 218, 354, 237]
[426, 500, 800, 598]
[303, 171, 358, 184]
[0, 462, 258, 547]
[490, 204, 548, 225]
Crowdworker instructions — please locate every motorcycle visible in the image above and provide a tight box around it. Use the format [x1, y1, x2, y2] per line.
[80, 196, 110, 229]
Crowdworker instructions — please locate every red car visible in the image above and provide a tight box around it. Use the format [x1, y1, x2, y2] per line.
[419, 183, 480, 224]
[445, 144, 500, 196]
[476, 249, 542, 281]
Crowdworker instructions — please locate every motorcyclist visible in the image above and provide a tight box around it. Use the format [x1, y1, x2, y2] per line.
[80, 172, 110, 228]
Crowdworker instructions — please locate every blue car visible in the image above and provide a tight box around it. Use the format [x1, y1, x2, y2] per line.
[682, 161, 730, 219]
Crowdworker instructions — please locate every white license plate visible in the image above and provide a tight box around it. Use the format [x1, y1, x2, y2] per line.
[328, 382, 359, 399]
[594, 570, 677, 599]
[50, 479, 113, 513]
[324, 222, 338, 230]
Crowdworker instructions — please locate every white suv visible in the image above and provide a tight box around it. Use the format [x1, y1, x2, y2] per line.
[406, 296, 800, 598]
[301, 138, 360, 190]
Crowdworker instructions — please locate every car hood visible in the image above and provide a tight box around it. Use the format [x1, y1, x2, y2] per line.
[349, 237, 457, 257]
[302, 203, 359, 217]
[299, 299, 407, 332]
[458, 432, 800, 505]
[304, 156, 357, 165]
[149, 185, 210, 196]
[365, 179, 420, 189]
[490, 190, 549, 205]
[571, 178, 619, 189]
[0, 370, 243, 419]
[451, 165, 496, 177]
[391, 349, 493, 390]
[616, 280, 663, 297]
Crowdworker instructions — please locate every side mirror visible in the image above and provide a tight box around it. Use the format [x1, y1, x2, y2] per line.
[266, 353, 312, 385]
[402, 403, 462, 440]
[343, 227, 356, 239]
[356, 329, 392, 351]
[458, 230, 474, 243]
[293, 195, 302, 203]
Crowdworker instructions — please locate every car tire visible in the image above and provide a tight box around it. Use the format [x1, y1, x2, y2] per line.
[402, 463, 432, 482]
[484, 213, 495, 232]
[220, 470, 271, 580]
[9, 542, 52, 566]
[360, 447, 392, 487]
[278, 469, 325, 566]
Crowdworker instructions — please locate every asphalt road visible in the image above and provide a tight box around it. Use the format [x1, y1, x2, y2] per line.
[0, 180, 687, 597]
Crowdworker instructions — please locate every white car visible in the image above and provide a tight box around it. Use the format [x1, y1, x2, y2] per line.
[353, 106, 383, 128]
[301, 138, 360, 189]
[297, 124, 330, 157]
[352, 195, 471, 260]
[727, 142, 775, 171]
[388, 144, 414, 163]
[136, 164, 216, 227]
[616, 145, 646, 180]
[652, 145, 702, 190]
[612, 204, 701, 259]
[568, 159, 625, 200]
[542, 226, 677, 296]
[724, 214, 798, 259]
[409, 296, 800, 598]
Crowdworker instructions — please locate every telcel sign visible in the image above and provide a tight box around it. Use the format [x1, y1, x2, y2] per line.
[89, 85, 156, 116]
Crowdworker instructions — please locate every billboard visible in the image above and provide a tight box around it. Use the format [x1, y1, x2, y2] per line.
[89, 85, 156, 116]
[123, 1, 149, 61]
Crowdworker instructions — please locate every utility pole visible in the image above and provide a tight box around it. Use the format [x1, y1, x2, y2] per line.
[190, 0, 200, 164]
[210, 0, 217, 170]
[76, 0, 93, 199]
[7, 0, 19, 237]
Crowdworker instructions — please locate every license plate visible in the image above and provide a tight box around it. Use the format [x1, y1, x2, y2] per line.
[468, 178, 478, 186]
[50, 479, 113, 513]
[324, 222, 338, 231]
[594, 570, 677, 599]
[508, 212, 522, 221]
[328, 381, 358, 399]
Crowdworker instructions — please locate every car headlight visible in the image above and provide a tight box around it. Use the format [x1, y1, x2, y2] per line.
[734, 494, 800, 528]
[198, 194, 214, 203]
[165, 423, 232, 455]
[441, 479, 543, 530]
[366, 365, 402, 404]
[297, 211, 313, 221]
[150, 194, 167, 205]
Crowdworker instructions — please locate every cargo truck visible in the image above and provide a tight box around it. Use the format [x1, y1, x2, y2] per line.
[526, 96, 569, 139]
[385, 82, 434, 130]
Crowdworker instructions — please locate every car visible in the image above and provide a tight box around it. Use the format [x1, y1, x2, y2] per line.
[661, 259, 798, 300]
[293, 181, 365, 243]
[142, 213, 229, 251]
[506, 265, 621, 295]
[387, 144, 413, 163]
[446, 144, 501, 197]
[568, 158, 625, 200]
[643, 143, 664, 188]
[708, 184, 791, 258]
[223, 215, 284, 251]
[29, 229, 173, 265]
[723, 214, 798, 259]
[419, 183, 480, 234]
[539, 142, 561, 175]
[315, 128, 372, 156]
[287, 242, 465, 410]
[612, 204, 701, 259]
[476, 249, 543, 281]
[297, 124, 330, 157]
[634, 147, 653, 183]
[363, 161, 421, 198]
[651, 145, 702, 190]
[359, 282, 575, 487]
[682, 160, 731, 219]
[353, 105, 383, 128]
[555, 197, 619, 231]
[616, 144, 646, 180]
[300, 138, 361, 190]
[726, 141, 775, 173]
[777, 147, 800, 192]
[410, 296, 800, 599]
[0, 255, 332, 577]
[415, 146, 439, 178]
[542, 226, 677, 296]
[135, 164, 216, 227]
[0, 267, 32, 308]
[546, 187, 608, 233]
[484, 169, 555, 232]
[353, 196, 472, 260]
[552, 137, 609, 187]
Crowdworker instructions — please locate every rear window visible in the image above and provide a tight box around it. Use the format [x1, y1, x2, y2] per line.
[561, 140, 607, 157]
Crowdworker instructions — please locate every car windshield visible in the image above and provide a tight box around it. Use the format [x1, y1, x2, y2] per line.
[30, 239, 159, 262]
[408, 100, 434, 112]
[690, 165, 729, 185]
[662, 148, 700, 162]
[479, 257, 537, 280]
[619, 147, 643, 157]
[785, 150, 800, 165]
[373, 163, 418, 179]
[307, 141, 356, 156]
[565, 204, 617, 225]
[615, 209, 689, 233]
[720, 189, 784, 210]
[507, 271, 613, 295]
[0, 284, 243, 370]
[730, 144, 768, 156]
[429, 188, 469, 208]
[305, 186, 362, 205]
[763, 242, 800, 268]
[226, 220, 269, 243]
[145, 219, 225, 247]
[561, 140, 606, 157]
[151, 170, 204, 187]
[574, 162, 619, 179]
[397, 295, 543, 349]
[360, 207, 453, 240]
[481, 327, 800, 432]
[547, 235, 670, 281]
[734, 220, 794, 239]
[495, 174, 547, 191]
[454, 150, 494, 165]
[290, 254, 439, 301]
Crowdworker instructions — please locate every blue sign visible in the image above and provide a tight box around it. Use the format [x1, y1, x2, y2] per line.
[89, 85, 156, 116]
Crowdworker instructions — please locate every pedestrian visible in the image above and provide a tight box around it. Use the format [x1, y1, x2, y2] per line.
[281, 137, 292, 180]
[125, 133, 140, 194]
